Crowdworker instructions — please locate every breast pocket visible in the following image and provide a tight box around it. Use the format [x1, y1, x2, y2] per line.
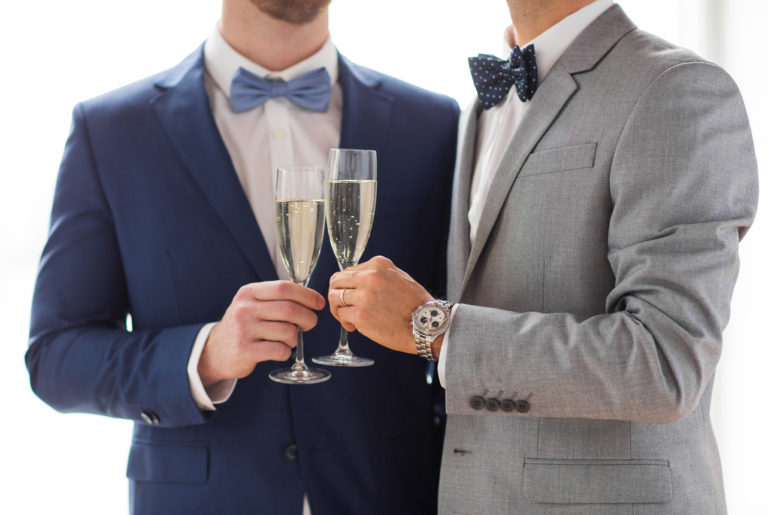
[519, 143, 597, 177]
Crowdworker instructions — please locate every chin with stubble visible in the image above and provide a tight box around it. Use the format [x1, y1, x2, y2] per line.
[252, 0, 332, 24]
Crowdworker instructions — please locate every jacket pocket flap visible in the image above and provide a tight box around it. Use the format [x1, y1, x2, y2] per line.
[127, 441, 208, 484]
[520, 143, 597, 176]
[523, 458, 671, 504]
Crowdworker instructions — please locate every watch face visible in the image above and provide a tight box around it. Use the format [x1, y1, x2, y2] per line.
[414, 303, 449, 336]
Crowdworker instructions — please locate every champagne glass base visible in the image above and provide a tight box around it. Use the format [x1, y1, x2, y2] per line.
[312, 354, 375, 367]
[269, 367, 332, 384]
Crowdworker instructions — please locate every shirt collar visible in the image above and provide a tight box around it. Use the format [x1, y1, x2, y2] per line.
[504, 0, 614, 81]
[203, 25, 339, 99]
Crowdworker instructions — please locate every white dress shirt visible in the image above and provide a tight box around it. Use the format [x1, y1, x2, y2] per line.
[186, 27, 342, 411]
[438, 0, 614, 387]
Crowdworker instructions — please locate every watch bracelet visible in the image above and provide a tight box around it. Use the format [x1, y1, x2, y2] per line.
[414, 333, 438, 361]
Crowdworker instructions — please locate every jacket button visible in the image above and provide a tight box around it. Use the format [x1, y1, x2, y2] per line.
[500, 399, 516, 412]
[485, 397, 500, 412]
[469, 396, 486, 410]
[283, 443, 299, 462]
[515, 400, 531, 413]
[140, 410, 160, 425]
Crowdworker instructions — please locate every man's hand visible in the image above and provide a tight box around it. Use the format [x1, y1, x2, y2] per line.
[199, 281, 325, 386]
[328, 256, 434, 355]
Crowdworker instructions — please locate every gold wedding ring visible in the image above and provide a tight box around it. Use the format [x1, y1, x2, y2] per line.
[340, 288, 349, 307]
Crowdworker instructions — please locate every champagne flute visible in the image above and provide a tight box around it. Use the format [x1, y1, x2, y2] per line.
[269, 165, 332, 384]
[313, 149, 377, 367]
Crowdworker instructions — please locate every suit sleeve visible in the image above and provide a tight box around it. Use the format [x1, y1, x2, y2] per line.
[443, 62, 758, 423]
[25, 104, 210, 428]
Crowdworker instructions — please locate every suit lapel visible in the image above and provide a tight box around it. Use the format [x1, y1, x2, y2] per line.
[457, 5, 636, 298]
[337, 55, 393, 151]
[151, 46, 278, 282]
[459, 67, 578, 298]
[446, 102, 480, 301]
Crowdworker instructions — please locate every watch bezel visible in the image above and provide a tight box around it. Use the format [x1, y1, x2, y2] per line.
[411, 300, 452, 337]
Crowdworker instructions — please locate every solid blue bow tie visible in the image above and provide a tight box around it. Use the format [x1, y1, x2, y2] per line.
[229, 66, 332, 113]
[468, 45, 538, 109]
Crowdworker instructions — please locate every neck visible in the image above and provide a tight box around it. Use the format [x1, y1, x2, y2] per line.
[505, 0, 595, 46]
[220, 1, 330, 71]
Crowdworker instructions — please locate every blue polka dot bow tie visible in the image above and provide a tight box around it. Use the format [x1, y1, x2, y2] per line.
[229, 66, 332, 113]
[468, 45, 538, 109]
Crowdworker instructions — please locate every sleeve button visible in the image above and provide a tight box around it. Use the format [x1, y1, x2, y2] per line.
[469, 396, 486, 410]
[485, 398, 500, 412]
[500, 399, 516, 412]
[515, 399, 531, 413]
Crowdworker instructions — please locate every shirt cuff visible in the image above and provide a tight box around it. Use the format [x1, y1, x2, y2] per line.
[187, 322, 237, 411]
[437, 304, 458, 389]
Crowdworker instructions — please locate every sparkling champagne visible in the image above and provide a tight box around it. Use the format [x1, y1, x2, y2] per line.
[276, 199, 325, 284]
[325, 180, 377, 269]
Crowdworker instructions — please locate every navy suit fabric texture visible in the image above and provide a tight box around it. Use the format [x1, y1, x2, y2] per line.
[26, 44, 459, 515]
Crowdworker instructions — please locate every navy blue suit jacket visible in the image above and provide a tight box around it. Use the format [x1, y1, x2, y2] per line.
[26, 46, 459, 514]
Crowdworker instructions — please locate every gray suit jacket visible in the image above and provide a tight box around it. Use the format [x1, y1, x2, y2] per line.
[440, 6, 758, 514]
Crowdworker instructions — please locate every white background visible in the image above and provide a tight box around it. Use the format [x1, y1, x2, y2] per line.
[1, 0, 765, 513]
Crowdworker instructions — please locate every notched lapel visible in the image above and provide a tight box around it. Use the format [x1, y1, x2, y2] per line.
[151, 47, 278, 282]
[459, 66, 578, 298]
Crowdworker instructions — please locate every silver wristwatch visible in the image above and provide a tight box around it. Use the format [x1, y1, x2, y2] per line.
[411, 300, 454, 361]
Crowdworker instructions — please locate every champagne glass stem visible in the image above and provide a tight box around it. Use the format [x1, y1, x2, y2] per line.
[291, 278, 310, 371]
[334, 262, 355, 358]
[292, 327, 307, 370]
[337, 327, 351, 354]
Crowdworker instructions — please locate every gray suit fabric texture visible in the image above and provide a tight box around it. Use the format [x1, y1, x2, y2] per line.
[440, 5, 758, 514]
